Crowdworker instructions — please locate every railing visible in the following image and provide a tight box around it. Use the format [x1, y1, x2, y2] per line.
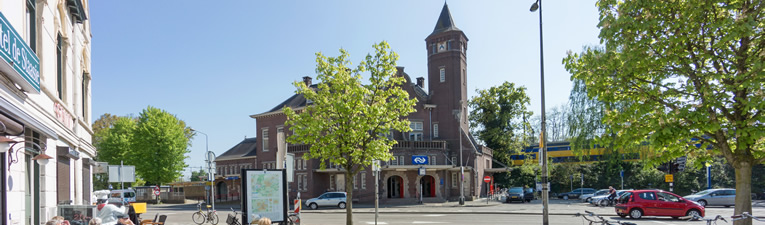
[393, 140, 447, 149]
[288, 144, 311, 152]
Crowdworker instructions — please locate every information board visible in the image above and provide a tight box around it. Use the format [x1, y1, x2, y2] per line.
[241, 169, 287, 224]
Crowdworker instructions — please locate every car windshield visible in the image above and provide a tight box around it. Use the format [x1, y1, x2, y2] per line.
[508, 187, 524, 194]
[693, 190, 714, 196]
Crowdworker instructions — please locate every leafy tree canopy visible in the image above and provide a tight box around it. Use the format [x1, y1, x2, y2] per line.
[468, 82, 532, 165]
[283, 41, 416, 225]
[564, 0, 763, 222]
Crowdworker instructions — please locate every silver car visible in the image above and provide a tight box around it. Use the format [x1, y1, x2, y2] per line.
[683, 188, 735, 207]
[305, 192, 347, 209]
[581, 189, 609, 203]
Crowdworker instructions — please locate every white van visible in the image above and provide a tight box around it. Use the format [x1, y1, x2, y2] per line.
[108, 189, 136, 205]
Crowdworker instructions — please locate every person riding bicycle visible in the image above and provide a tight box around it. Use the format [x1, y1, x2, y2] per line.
[607, 186, 617, 202]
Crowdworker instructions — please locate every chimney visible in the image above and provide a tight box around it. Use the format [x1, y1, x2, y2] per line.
[302, 76, 312, 87]
[416, 77, 425, 88]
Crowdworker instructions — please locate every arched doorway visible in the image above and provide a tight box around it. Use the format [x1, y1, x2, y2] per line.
[216, 182, 228, 201]
[387, 176, 404, 198]
[420, 175, 436, 197]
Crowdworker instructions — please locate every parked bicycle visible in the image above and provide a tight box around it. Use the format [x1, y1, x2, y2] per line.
[731, 212, 765, 223]
[225, 208, 241, 225]
[286, 212, 300, 225]
[679, 214, 726, 225]
[574, 210, 636, 225]
[192, 202, 219, 225]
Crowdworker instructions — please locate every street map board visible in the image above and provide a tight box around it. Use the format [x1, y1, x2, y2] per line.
[241, 169, 287, 224]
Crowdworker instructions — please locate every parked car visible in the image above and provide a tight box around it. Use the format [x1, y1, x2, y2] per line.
[615, 189, 704, 219]
[683, 188, 735, 207]
[108, 189, 136, 206]
[558, 188, 596, 200]
[591, 190, 632, 206]
[581, 189, 608, 203]
[305, 192, 347, 209]
[506, 187, 534, 203]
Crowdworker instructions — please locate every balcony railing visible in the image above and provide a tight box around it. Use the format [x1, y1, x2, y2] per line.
[288, 144, 311, 152]
[393, 140, 447, 150]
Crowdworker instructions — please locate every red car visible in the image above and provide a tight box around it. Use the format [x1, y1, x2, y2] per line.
[615, 190, 704, 219]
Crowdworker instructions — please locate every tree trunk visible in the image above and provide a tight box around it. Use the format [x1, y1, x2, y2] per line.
[733, 160, 752, 225]
[345, 171, 354, 225]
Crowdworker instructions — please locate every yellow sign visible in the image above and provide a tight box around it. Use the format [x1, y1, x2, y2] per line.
[665, 174, 674, 183]
[206, 181, 213, 185]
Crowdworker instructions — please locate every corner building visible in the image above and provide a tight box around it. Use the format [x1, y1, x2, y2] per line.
[0, 0, 94, 224]
[246, 3, 504, 204]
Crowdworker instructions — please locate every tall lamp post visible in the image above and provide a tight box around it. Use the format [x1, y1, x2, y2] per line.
[192, 129, 215, 211]
[529, 0, 549, 224]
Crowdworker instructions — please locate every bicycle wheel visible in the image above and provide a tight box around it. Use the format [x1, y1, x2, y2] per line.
[192, 212, 206, 224]
[209, 213, 219, 225]
[288, 214, 300, 225]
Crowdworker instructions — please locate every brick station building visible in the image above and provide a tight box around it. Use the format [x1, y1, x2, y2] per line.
[215, 3, 507, 205]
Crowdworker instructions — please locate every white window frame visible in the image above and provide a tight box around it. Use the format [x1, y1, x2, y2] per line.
[429, 155, 436, 165]
[353, 174, 358, 190]
[452, 157, 457, 166]
[439, 67, 445, 82]
[361, 172, 366, 190]
[433, 123, 439, 138]
[452, 172, 458, 188]
[262, 128, 269, 152]
[330, 174, 336, 190]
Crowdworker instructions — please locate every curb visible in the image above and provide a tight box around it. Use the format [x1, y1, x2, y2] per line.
[301, 210, 619, 216]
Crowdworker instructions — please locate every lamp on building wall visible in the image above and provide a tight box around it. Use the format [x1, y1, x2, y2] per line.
[2, 136, 52, 169]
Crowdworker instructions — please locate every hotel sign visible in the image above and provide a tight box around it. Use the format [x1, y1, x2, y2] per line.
[0, 12, 40, 93]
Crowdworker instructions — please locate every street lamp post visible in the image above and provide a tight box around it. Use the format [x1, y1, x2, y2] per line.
[529, 0, 549, 224]
[193, 129, 215, 211]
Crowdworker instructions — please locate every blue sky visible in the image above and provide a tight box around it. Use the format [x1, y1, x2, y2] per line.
[89, 1, 601, 179]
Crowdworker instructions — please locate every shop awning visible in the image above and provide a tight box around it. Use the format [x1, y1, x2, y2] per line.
[0, 95, 57, 139]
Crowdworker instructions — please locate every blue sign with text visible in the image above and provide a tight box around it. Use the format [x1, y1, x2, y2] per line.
[412, 155, 428, 165]
[0, 12, 40, 93]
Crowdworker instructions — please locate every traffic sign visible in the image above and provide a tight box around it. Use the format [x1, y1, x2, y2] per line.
[483, 176, 491, 183]
[154, 190, 160, 196]
[665, 174, 674, 183]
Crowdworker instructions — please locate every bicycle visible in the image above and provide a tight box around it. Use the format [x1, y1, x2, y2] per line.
[225, 208, 241, 225]
[731, 212, 765, 223]
[679, 214, 726, 225]
[574, 210, 636, 225]
[286, 212, 300, 225]
[192, 202, 219, 225]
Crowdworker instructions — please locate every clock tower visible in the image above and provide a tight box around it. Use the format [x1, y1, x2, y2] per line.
[426, 3, 469, 140]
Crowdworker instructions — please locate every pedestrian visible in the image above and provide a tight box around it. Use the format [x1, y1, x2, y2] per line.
[49, 216, 71, 225]
[116, 215, 135, 225]
[89, 218, 103, 225]
[252, 217, 271, 225]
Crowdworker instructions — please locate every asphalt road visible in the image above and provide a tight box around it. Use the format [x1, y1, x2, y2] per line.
[142, 199, 765, 225]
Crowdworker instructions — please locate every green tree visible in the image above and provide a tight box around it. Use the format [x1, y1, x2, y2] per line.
[563, 1, 764, 222]
[283, 41, 416, 225]
[468, 82, 533, 166]
[190, 169, 208, 182]
[131, 106, 192, 185]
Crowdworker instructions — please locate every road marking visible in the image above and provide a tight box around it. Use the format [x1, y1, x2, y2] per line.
[421, 214, 446, 217]
[412, 221, 448, 224]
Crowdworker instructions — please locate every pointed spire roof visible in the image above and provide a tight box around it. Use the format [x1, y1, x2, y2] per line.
[430, 3, 461, 36]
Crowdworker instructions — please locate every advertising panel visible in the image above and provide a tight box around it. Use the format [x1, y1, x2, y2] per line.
[241, 169, 287, 224]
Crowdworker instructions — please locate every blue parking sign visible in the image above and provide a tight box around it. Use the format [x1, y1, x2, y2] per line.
[412, 155, 428, 165]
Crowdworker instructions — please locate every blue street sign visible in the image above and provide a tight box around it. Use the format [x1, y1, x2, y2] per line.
[412, 155, 428, 165]
[620, 170, 624, 178]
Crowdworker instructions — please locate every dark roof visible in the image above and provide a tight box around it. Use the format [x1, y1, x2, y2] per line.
[215, 137, 257, 161]
[430, 3, 461, 36]
[265, 84, 318, 113]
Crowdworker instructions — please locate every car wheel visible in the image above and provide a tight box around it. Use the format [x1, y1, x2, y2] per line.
[562, 195, 569, 200]
[629, 208, 643, 219]
[698, 200, 707, 207]
[585, 197, 591, 202]
[309, 203, 318, 210]
[338, 202, 346, 209]
[724, 205, 731, 208]
[686, 209, 701, 219]
[599, 199, 608, 206]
